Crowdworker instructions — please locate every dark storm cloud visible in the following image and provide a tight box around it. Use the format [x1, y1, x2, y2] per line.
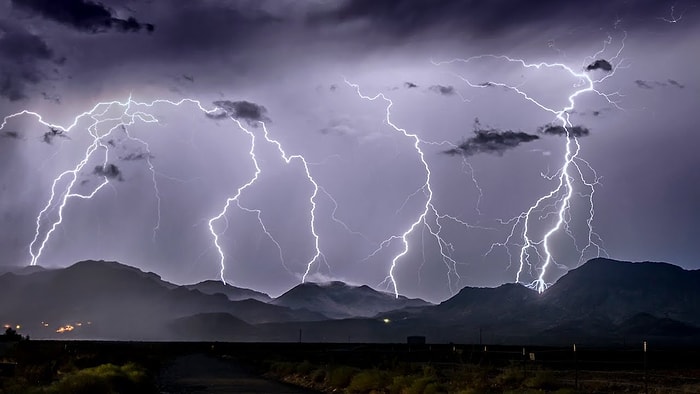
[120, 152, 154, 162]
[310, 0, 694, 37]
[635, 80, 654, 89]
[42, 127, 69, 144]
[444, 119, 539, 157]
[0, 20, 55, 100]
[143, 3, 281, 61]
[11, 0, 154, 33]
[667, 79, 685, 89]
[1, 131, 20, 139]
[404, 82, 418, 88]
[41, 91, 61, 104]
[538, 124, 591, 138]
[208, 100, 271, 124]
[634, 79, 685, 89]
[93, 163, 122, 181]
[429, 85, 455, 96]
[585, 59, 613, 72]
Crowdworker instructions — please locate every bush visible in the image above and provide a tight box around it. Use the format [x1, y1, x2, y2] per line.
[328, 365, 358, 388]
[495, 363, 524, 388]
[46, 363, 152, 394]
[270, 361, 296, 376]
[388, 374, 414, 394]
[524, 369, 556, 390]
[347, 369, 389, 393]
[406, 376, 439, 394]
[310, 368, 326, 383]
[296, 360, 313, 375]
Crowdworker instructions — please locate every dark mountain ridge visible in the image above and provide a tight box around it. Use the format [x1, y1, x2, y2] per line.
[184, 280, 271, 303]
[1, 257, 699, 344]
[0, 260, 325, 340]
[272, 280, 431, 319]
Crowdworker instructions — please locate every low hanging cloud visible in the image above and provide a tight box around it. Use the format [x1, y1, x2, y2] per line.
[538, 124, 591, 138]
[119, 152, 154, 161]
[429, 84, 456, 96]
[0, 20, 56, 101]
[93, 163, 123, 181]
[1, 131, 21, 139]
[585, 59, 613, 72]
[444, 119, 539, 157]
[11, 0, 154, 33]
[404, 82, 418, 88]
[42, 127, 69, 144]
[207, 100, 271, 125]
[667, 79, 685, 89]
[635, 79, 685, 89]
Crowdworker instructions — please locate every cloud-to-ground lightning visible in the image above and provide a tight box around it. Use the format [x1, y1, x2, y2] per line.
[433, 34, 626, 292]
[1, 97, 332, 286]
[345, 79, 485, 297]
[1, 98, 221, 267]
[207, 118, 328, 284]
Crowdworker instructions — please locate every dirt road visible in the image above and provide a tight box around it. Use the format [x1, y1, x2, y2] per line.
[158, 353, 318, 394]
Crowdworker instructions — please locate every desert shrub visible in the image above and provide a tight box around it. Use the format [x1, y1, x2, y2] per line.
[451, 364, 491, 391]
[388, 374, 414, 394]
[328, 365, 358, 388]
[552, 388, 577, 394]
[524, 369, 556, 390]
[19, 363, 54, 385]
[270, 361, 296, 376]
[347, 369, 389, 393]
[310, 367, 326, 383]
[46, 363, 151, 394]
[406, 376, 439, 394]
[495, 363, 524, 388]
[296, 360, 314, 375]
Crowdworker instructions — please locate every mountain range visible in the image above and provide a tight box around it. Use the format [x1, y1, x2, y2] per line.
[1, 258, 699, 345]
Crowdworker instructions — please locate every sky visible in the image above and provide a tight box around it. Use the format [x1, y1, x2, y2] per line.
[0, 0, 698, 302]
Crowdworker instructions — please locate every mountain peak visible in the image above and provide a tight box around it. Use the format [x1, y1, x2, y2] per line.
[273, 280, 430, 319]
[185, 280, 271, 302]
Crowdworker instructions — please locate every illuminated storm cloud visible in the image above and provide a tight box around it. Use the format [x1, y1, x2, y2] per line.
[0, 0, 697, 302]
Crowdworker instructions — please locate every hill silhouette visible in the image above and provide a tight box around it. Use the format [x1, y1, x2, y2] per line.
[272, 281, 431, 319]
[1, 258, 699, 344]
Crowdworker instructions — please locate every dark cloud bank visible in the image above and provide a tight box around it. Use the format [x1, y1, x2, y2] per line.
[207, 100, 271, 124]
[446, 120, 593, 157]
[11, 0, 154, 33]
[444, 119, 540, 157]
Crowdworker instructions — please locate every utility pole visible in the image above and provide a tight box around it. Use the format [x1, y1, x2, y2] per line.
[644, 341, 648, 394]
[574, 344, 578, 391]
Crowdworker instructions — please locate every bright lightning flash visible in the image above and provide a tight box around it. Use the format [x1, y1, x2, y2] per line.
[1, 97, 329, 286]
[345, 79, 483, 297]
[434, 34, 627, 293]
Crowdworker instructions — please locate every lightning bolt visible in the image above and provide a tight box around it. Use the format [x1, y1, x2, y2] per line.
[1, 98, 224, 266]
[0, 98, 310, 285]
[658, 4, 686, 23]
[345, 79, 485, 297]
[258, 122, 327, 283]
[207, 119, 328, 284]
[434, 33, 626, 292]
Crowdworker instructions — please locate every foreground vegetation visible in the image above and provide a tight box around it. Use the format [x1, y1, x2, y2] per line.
[3, 339, 700, 393]
[266, 359, 571, 393]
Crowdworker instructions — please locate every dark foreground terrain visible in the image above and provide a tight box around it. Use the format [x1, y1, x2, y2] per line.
[2, 340, 700, 393]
